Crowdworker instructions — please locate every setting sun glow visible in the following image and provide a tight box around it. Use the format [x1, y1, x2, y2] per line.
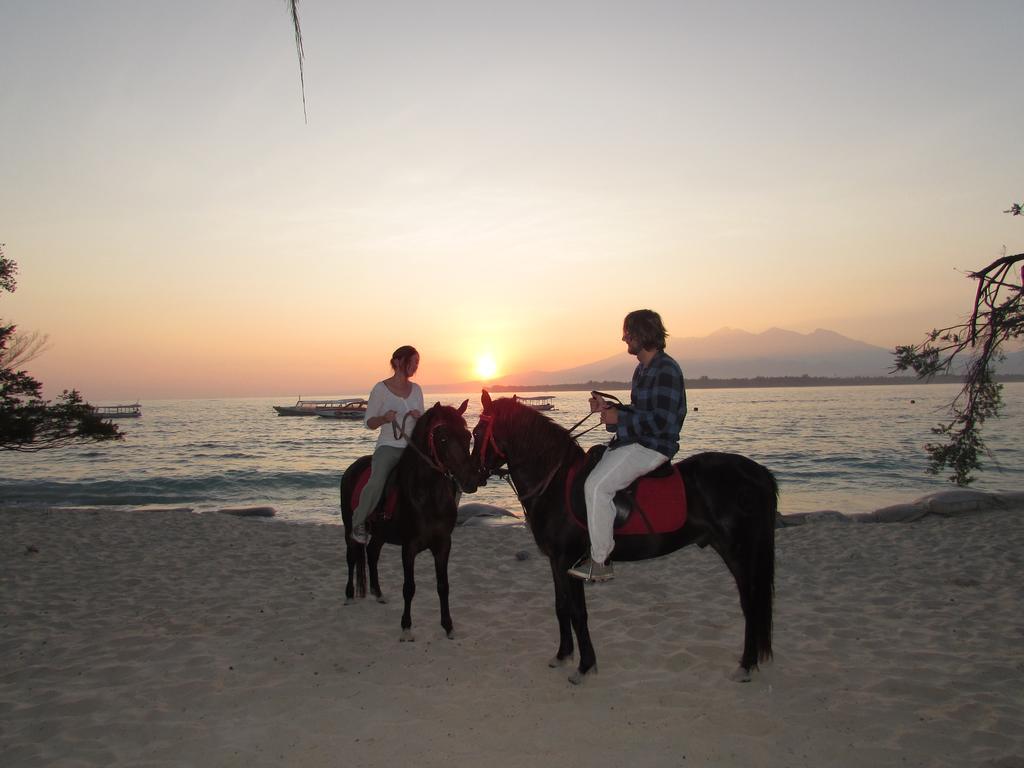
[475, 354, 499, 381]
[1, 5, 1018, 401]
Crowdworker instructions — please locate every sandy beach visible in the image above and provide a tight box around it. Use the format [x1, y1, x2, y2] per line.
[2, 500, 1023, 768]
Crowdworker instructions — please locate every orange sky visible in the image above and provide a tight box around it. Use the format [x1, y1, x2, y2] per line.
[2, 2, 1021, 401]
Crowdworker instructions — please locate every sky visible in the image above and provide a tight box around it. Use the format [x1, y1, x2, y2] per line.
[1, 0, 1021, 400]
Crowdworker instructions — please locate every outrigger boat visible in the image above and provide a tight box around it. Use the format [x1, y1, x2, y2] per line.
[515, 395, 555, 411]
[274, 397, 363, 416]
[92, 403, 142, 418]
[315, 399, 369, 419]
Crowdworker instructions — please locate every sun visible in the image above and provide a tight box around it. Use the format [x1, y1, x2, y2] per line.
[475, 353, 499, 380]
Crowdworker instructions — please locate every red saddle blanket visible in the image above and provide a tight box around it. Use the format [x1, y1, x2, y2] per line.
[351, 463, 398, 522]
[566, 448, 687, 536]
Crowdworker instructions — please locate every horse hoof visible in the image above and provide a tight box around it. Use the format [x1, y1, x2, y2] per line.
[376, 595, 388, 604]
[731, 665, 753, 683]
[446, 630, 455, 640]
[568, 664, 595, 685]
[400, 630, 415, 642]
[548, 654, 573, 668]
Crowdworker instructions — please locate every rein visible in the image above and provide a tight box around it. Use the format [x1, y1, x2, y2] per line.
[478, 405, 582, 507]
[391, 412, 448, 475]
[503, 460, 563, 504]
[476, 412, 506, 469]
[565, 390, 626, 439]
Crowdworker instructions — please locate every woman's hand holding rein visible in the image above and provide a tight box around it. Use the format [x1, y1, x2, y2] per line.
[368, 410, 398, 430]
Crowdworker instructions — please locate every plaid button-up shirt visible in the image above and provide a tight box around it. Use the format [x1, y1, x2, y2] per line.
[608, 350, 687, 459]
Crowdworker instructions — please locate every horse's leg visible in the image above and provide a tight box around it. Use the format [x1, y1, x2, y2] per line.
[565, 573, 598, 685]
[344, 538, 356, 604]
[344, 534, 369, 603]
[399, 543, 417, 642]
[367, 536, 387, 603]
[341, 475, 362, 603]
[431, 535, 454, 639]
[547, 557, 575, 668]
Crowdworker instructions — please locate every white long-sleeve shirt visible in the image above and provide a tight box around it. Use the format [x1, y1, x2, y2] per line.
[364, 380, 425, 449]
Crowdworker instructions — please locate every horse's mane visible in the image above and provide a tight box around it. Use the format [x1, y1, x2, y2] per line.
[492, 397, 583, 466]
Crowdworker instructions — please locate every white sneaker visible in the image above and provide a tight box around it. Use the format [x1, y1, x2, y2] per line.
[568, 556, 614, 582]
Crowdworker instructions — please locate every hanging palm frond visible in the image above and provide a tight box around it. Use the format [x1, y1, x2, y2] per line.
[286, 0, 307, 123]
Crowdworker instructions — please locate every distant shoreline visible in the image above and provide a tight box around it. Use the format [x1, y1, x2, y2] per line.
[487, 373, 1024, 393]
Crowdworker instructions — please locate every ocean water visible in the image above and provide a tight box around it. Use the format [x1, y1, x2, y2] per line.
[1, 384, 1022, 525]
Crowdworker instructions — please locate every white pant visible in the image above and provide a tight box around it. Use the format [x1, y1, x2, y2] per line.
[352, 445, 404, 528]
[584, 443, 668, 563]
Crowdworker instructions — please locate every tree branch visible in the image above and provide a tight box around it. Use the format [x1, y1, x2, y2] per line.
[286, 0, 307, 124]
[893, 238, 1022, 485]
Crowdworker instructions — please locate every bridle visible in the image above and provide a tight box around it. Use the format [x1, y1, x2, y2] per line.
[476, 390, 619, 485]
[472, 390, 629, 510]
[475, 408, 567, 506]
[475, 411, 506, 476]
[392, 412, 455, 477]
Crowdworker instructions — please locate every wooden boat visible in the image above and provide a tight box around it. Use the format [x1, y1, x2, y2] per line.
[515, 395, 555, 411]
[92, 403, 142, 418]
[274, 398, 362, 416]
[315, 399, 369, 419]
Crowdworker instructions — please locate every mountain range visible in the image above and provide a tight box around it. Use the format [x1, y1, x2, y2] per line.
[438, 327, 1024, 390]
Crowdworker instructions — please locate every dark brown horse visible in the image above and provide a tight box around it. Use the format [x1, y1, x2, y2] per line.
[340, 400, 478, 641]
[471, 391, 777, 683]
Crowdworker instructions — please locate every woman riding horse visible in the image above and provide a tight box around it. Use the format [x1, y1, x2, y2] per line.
[341, 400, 479, 641]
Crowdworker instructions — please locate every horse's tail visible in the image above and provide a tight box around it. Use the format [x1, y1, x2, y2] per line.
[340, 459, 370, 600]
[354, 540, 368, 599]
[683, 452, 776, 669]
[730, 459, 777, 665]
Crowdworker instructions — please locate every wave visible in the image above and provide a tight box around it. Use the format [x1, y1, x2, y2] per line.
[0, 468, 341, 508]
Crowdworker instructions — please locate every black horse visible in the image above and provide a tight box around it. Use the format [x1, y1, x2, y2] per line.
[340, 400, 478, 641]
[472, 391, 777, 683]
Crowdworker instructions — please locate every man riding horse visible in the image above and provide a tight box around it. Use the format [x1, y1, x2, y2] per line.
[569, 309, 687, 582]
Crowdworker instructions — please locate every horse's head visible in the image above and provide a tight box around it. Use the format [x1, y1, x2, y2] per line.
[471, 389, 514, 485]
[412, 399, 479, 493]
[473, 389, 581, 489]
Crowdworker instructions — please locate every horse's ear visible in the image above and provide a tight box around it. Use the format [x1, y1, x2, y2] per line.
[434, 401, 442, 409]
[481, 389, 492, 411]
[457, 399, 468, 415]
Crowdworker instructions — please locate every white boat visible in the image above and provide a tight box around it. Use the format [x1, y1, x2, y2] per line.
[274, 398, 362, 416]
[92, 403, 142, 418]
[315, 399, 369, 419]
[516, 395, 555, 411]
